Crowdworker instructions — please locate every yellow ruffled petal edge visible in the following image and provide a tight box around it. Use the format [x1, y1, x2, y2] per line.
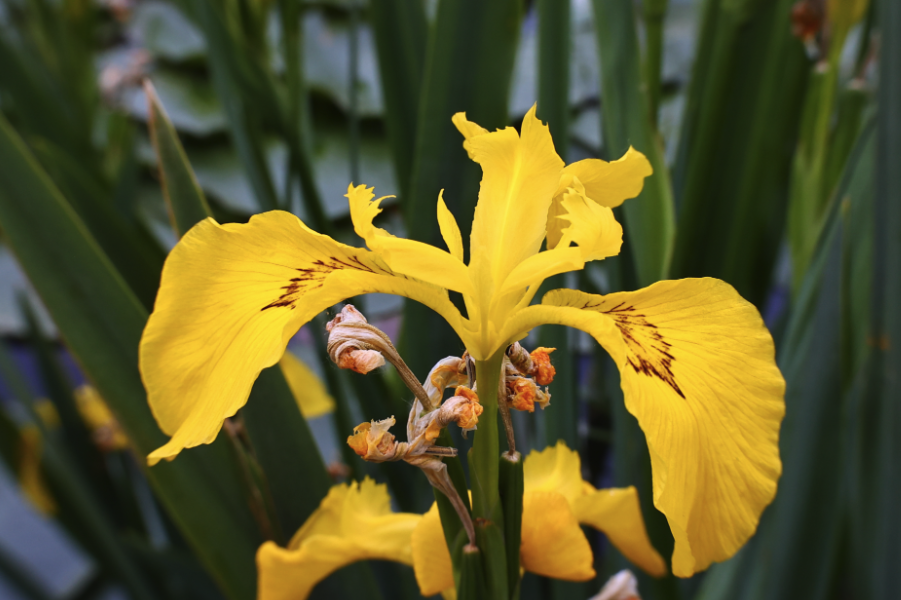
[140, 211, 466, 465]
[279, 351, 335, 419]
[259, 478, 419, 600]
[518, 278, 785, 577]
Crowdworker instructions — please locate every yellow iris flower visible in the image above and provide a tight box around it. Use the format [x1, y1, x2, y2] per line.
[256, 443, 662, 600]
[412, 443, 666, 597]
[140, 105, 784, 576]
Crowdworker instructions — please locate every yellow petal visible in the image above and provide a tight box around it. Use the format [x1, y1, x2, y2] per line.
[437, 191, 464, 262]
[141, 211, 465, 464]
[572, 486, 667, 577]
[521, 491, 595, 581]
[465, 105, 564, 308]
[411, 502, 455, 597]
[279, 351, 335, 419]
[346, 184, 474, 296]
[451, 112, 489, 143]
[74, 385, 129, 451]
[17, 424, 56, 515]
[260, 478, 420, 600]
[547, 147, 651, 249]
[540, 279, 785, 576]
[498, 178, 623, 296]
[523, 441, 585, 504]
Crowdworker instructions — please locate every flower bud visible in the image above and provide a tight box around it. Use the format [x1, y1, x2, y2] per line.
[424, 386, 483, 442]
[346, 417, 401, 461]
[590, 570, 640, 600]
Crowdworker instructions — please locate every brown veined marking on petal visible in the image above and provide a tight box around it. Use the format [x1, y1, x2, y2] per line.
[593, 301, 685, 399]
[260, 254, 396, 311]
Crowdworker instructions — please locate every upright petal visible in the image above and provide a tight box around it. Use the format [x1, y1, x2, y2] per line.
[498, 179, 623, 296]
[539, 279, 785, 576]
[462, 105, 564, 309]
[346, 184, 474, 296]
[141, 212, 465, 464]
[437, 191, 465, 262]
[259, 479, 419, 600]
[547, 147, 652, 248]
[279, 351, 335, 419]
[520, 491, 595, 581]
[572, 487, 667, 577]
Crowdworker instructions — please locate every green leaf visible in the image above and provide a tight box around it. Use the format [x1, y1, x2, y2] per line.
[670, 0, 809, 305]
[401, 0, 522, 379]
[145, 80, 213, 237]
[592, 0, 675, 287]
[861, 0, 901, 594]
[369, 0, 427, 200]
[0, 112, 260, 600]
[0, 339, 159, 600]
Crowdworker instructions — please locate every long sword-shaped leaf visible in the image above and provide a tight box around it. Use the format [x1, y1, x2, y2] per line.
[0, 113, 260, 600]
[369, 0, 427, 202]
[866, 0, 901, 595]
[401, 0, 522, 379]
[592, 0, 675, 287]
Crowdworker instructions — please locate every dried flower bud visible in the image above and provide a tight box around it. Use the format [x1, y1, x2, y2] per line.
[590, 570, 640, 600]
[424, 356, 468, 406]
[337, 349, 386, 374]
[506, 342, 534, 373]
[530, 347, 557, 385]
[508, 378, 538, 412]
[327, 306, 388, 374]
[346, 417, 401, 461]
[424, 386, 483, 442]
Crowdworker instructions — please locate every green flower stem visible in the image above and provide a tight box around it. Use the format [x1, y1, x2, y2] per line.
[471, 353, 504, 519]
[469, 353, 507, 598]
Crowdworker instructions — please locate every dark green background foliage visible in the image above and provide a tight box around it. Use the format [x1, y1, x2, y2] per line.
[0, 0, 896, 599]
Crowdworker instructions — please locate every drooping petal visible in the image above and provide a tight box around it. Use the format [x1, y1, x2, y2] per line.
[279, 351, 335, 419]
[140, 211, 466, 464]
[460, 105, 564, 318]
[547, 147, 652, 248]
[523, 443, 665, 577]
[520, 491, 595, 581]
[259, 479, 419, 600]
[538, 279, 785, 577]
[522, 441, 585, 504]
[572, 486, 667, 577]
[411, 502, 455, 597]
[346, 184, 474, 296]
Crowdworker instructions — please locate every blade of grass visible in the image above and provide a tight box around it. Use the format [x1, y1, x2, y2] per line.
[0, 113, 260, 600]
